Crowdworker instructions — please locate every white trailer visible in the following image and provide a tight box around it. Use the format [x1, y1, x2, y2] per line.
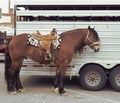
[14, 0, 120, 91]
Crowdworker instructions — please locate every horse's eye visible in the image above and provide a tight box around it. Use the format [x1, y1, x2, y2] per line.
[90, 35, 95, 39]
[89, 35, 94, 38]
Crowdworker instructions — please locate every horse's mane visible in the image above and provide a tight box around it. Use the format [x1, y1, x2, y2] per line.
[90, 28, 100, 41]
[75, 44, 85, 54]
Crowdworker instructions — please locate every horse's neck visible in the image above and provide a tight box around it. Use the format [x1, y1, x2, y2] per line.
[70, 31, 85, 50]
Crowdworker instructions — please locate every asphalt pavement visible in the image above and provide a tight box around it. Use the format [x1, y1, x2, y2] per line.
[0, 63, 120, 103]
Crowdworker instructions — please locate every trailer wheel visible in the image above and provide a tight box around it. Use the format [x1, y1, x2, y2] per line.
[79, 64, 106, 91]
[109, 66, 120, 91]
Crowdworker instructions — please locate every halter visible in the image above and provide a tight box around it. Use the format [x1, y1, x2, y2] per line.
[85, 30, 99, 47]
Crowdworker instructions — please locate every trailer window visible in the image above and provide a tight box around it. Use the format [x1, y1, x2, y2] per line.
[16, 5, 120, 22]
[17, 5, 120, 10]
[16, 16, 120, 22]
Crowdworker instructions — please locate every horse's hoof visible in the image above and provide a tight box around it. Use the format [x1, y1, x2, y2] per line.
[59, 90, 68, 96]
[60, 92, 68, 96]
[18, 88, 26, 93]
[52, 87, 59, 93]
[9, 91, 17, 95]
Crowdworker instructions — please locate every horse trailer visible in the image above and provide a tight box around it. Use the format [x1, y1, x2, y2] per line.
[14, 0, 120, 91]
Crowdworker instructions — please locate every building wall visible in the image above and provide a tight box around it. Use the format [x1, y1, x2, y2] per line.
[0, 8, 14, 26]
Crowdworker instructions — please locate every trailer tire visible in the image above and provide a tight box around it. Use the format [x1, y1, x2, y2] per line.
[109, 66, 120, 92]
[79, 64, 106, 91]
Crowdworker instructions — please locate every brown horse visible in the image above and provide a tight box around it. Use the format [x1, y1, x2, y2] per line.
[5, 26, 100, 95]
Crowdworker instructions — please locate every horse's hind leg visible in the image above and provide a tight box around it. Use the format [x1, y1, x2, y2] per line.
[14, 69, 25, 93]
[5, 64, 17, 94]
[5, 71, 15, 94]
[6, 60, 23, 94]
[14, 59, 25, 93]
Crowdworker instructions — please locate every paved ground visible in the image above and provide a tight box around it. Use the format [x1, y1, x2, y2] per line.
[0, 63, 120, 103]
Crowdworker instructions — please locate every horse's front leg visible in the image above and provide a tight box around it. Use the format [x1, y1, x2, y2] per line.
[53, 68, 66, 95]
[53, 68, 60, 93]
[58, 63, 67, 95]
[53, 57, 69, 95]
[59, 71, 66, 95]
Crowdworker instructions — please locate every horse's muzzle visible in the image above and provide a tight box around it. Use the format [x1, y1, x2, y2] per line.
[94, 45, 100, 52]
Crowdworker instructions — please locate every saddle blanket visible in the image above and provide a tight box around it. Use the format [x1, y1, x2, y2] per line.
[27, 34, 41, 47]
[52, 35, 61, 49]
[27, 34, 61, 49]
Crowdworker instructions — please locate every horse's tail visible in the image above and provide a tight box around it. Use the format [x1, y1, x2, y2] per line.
[5, 39, 12, 81]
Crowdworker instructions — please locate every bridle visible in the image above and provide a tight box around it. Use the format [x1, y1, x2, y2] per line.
[84, 30, 99, 47]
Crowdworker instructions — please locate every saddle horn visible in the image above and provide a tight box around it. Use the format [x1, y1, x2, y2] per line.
[51, 28, 57, 36]
[36, 31, 41, 35]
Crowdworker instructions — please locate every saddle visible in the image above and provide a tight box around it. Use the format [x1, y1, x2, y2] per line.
[32, 31, 57, 41]
[31, 30, 57, 60]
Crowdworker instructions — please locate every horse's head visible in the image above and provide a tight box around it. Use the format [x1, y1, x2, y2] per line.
[84, 26, 100, 52]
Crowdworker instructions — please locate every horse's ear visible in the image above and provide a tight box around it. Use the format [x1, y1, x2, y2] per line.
[88, 26, 90, 30]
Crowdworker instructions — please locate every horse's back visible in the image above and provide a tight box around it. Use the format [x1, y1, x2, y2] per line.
[11, 33, 28, 42]
[10, 33, 28, 46]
